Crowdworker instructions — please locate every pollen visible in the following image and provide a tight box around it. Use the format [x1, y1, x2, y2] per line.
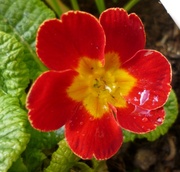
[67, 53, 137, 118]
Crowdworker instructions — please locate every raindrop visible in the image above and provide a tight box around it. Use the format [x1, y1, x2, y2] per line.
[98, 131, 104, 138]
[80, 121, 83, 125]
[152, 96, 159, 105]
[154, 96, 159, 102]
[139, 90, 150, 105]
[89, 117, 94, 121]
[144, 51, 153, 56]
[69, 120, 74, 127]
[142, 117, 148, 122]
[134, 97, 139, 102]
[156, 117, 163, 124]
[95, 128, 105, 138]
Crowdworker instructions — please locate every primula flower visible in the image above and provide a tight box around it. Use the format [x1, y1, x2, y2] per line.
[26, 8, 171, 160]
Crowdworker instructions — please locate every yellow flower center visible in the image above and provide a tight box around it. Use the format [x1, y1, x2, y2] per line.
[67, 52, 137, 118]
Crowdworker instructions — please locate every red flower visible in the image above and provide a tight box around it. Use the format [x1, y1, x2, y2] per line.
[26, 8, 172, 160]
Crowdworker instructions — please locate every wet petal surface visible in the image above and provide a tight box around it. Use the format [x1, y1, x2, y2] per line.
[117, 103, 165, 133]
[122, 50, 172, 110]
[65, 104, 123, 160]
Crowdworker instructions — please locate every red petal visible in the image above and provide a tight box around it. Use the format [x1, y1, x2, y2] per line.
[65, 105, 123, 160]
[117, 103, 165, 133]
[100, 8, 145, 64]
[122, 50, 172, 110]
[26, 70, 78, 131]
[36, 11, 105, 71]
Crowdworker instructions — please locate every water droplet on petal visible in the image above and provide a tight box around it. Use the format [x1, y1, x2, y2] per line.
[142, 117, 148, 122]
[89, 117, 94, 121]
[80, 121, 83, 125]
[144, 51, 153, 56]
[69, 120, 74, 127]
[154, 96, 159, 102]
[156, 117, 163, 124]
[139, 90, 150, 105]
[95, 128, 104, 138]
[98, 131, 104, 138]
[152, 96, 159, 105]
[134, 97, 139, 102]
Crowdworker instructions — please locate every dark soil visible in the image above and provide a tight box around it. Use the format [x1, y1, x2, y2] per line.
[62, 0, 180, 171]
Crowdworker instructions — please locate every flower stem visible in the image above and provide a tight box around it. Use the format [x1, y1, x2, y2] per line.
[70, 0, 80, 10]
[45, 0, 70, 16]
[92, 159, 108, 172]
[95, 0, 106, 14]
[123, 0, 140, 11]
[46, 0, 63, 16]
[34, 55, 48, 72]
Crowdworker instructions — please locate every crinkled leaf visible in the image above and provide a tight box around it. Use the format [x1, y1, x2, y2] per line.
[74, 160, 108, 172]
[122, 130, 137, 143]
[23, 127, 64, 171]
[23, 148, 46, 172]
[8, 158, 28, 172]
[123, 89, 178, 142]
[0, 0, 55, 78]
[45, 139, 80, 172]
[74, 162, 94, 172]
[27, 126, 64, 150]
[0, 31, 29, 97]
[0, 93, 30, 172]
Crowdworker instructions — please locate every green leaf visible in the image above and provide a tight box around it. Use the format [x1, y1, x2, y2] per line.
[23, 148, 46, 172]
[44, 139, 80, 172]
[8, 158, 28, 172]
[123, 89, 178, 142]
[122, 129, 137, 143]
[74, 162, 94, 172]
[0, 31, 29, 98]
[27, 127, 64, 150]
[23, 127, 64, 171]
[92, 160, 108, 172]
[0, 93, 30, 172]
[0, 0, 55, 79]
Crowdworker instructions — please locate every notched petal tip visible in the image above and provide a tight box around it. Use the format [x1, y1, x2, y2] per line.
[100, 7, 146, 63]
[36, 10, 105, 71]
[65, 107, 123, 160]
